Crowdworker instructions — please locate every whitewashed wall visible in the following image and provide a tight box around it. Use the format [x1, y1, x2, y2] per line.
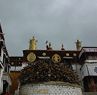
[0, 56, 4, 94]
[20, 82, 82, 95]
[81, 63, 97, 79]
[0, 77, 3, 94]
[0, 66, 4, 94]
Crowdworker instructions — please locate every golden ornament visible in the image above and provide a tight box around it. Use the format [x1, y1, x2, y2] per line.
[27, 52, 36, 62]
[52, 54, 61, 63]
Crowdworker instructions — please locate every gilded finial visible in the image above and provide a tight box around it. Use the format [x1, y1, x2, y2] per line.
[29, 36, 37, 50]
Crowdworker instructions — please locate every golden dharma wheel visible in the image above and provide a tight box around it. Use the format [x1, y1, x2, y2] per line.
[52, 54, 61, 63]
[27, 52, 36, 62]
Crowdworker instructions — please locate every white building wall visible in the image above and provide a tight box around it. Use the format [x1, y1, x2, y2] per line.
[20, 82, 82, 95]
[76, 64, 82, 80]
[0, 47, 4, 94]
[0, 48, 4, 63]
[0, 77, 3, 94]
[10, 62, 28, 71]
[0, 62, 4, 94]
[81, 63, 97, 79]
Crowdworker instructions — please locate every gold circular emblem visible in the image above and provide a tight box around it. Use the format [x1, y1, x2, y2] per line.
[27, 52, 36, 62]
[52, 54, 61, 63]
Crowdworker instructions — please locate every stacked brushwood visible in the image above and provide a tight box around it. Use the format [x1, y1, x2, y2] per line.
[20, 61, 80, 85]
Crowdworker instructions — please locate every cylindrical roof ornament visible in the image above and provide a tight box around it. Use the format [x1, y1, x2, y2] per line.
[29, 36, 37, 50]
[75, 40, 82, 51]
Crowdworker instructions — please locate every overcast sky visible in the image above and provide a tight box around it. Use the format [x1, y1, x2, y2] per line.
[0, 0, 97, 56]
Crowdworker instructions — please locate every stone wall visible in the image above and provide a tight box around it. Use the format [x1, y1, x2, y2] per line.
[19, 82, 82, 95]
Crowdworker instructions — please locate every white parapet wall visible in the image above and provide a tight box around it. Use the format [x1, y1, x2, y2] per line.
[0, 77, 3, 94]
[0, 70, 3, 94]
[19, 82, 82, 95]
[0, 62, 4, 94]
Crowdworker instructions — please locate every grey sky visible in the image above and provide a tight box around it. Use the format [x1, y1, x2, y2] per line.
[0, 0, 97, 56]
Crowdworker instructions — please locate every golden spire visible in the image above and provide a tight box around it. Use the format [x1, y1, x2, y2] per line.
[29, 36, 37, 50]
[75, 39, 82, 51]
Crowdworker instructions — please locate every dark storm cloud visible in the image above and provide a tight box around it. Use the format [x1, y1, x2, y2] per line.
[0, 0, 97, 55]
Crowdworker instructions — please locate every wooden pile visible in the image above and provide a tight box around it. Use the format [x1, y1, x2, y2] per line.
[20, 61, 80, 85]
